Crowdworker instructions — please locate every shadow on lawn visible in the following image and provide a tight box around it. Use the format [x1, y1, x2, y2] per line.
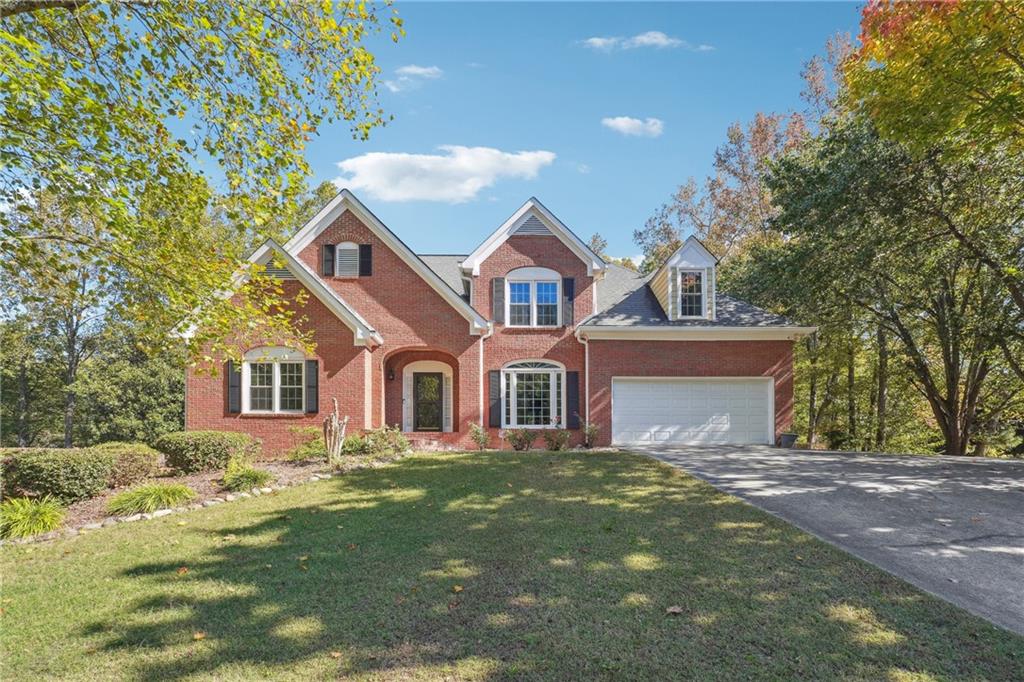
[83, 452, 1023, 681]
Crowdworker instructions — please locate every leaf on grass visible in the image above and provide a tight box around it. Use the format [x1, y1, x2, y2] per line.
[176, 566, 189, 576]
[193, 631, 206, 641]
[452, 585, 463, 593]
[448, 600, 460, 610]
[665, 606, 684, 615]
[299, 555, 309, 561]
[347, 543, 357, 551]
[795, 555, 804, 562]
[223, 534, 237, 542]
[330, 651, 342, 659]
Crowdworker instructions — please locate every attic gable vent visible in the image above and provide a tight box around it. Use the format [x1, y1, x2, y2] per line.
[513, 215, 552, 236]
[263, 263, 295, 280]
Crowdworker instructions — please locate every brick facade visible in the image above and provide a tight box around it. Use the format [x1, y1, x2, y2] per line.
[185, 203, 796, 455]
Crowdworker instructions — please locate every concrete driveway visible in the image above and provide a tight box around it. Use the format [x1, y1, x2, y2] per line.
[637, 445, 1024, 636]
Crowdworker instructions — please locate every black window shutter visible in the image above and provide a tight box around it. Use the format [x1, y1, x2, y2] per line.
[358, 244, 372, 276]
[562, 277, 575, 326]
[566, 371, 580, 429]
[322, 244, 335, 276]
[488, 370, 502, 427]
[227, 360, 241, 414]
[305, 359, 319, 414]
[491, 277, 505, 324]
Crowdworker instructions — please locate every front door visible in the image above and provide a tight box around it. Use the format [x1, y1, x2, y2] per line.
[413, 372, 443, 432]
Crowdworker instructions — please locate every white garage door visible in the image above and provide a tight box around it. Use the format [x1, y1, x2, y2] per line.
[612, 378, 773, 446]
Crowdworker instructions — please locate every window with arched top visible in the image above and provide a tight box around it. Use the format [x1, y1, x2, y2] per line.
[242, 347, 305, 413]
[506, 267, 561, 327]
[501, 359, 564, 428]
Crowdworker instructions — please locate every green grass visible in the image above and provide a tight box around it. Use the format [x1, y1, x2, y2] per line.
[2, 451, 1021, 681]
[106, 483, 197, 515]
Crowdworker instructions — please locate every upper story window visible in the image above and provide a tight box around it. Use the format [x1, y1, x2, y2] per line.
[242, 347, 304, 413]
[335, 242, 359, 277]
[679, 270, 705, 318]
[506, 267, 561, 328]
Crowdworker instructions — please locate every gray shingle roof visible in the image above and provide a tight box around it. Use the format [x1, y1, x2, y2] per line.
[418, 254, 792, 328]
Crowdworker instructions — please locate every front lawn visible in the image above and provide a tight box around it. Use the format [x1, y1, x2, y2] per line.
[2, 451, 1021, 680]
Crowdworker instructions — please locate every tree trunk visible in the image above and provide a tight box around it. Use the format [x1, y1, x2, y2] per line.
[846, 338, 857, 447]
[17, 357, 30, 447]
[874, 325, 888, 450]
[63, 387, 75, 448]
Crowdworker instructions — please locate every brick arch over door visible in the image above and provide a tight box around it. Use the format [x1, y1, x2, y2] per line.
[383, 349, 460, 432]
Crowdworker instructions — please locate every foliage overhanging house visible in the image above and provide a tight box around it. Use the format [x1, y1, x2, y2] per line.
[186, 190, 815, 453]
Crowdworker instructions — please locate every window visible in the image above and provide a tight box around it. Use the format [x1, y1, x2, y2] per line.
[335, 241, 359, 277]
[679, 270, 704, 318]
[502, 361, 564, 428]
[242, 347, 305, 413]
[505, 268, 561, 327]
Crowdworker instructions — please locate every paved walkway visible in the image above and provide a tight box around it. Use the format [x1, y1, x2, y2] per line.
[637, 445, 1024, 636]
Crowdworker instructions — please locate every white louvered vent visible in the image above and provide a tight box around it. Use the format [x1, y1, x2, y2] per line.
[335, 244, 359, 277]
[264, 265, 295, 280]
[513, 215, 552, 236]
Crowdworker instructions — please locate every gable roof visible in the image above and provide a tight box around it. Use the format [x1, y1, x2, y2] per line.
[283, 189, 489, 335]
[250, 240, 384, 346]
[460, 197, 606, 277]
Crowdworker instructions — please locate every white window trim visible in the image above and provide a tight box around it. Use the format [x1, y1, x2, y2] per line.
[500, 360, 566, 429]
[505, 267, 561, 328]
[241, 347, 305, 414]
[677, 268, 707, 319]
[335, 241, 360, 278]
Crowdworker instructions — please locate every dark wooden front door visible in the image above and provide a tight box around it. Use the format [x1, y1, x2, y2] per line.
[413, 373, 443, 432]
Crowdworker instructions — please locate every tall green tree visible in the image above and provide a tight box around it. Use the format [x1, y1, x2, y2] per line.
[1, 1, 401, 358]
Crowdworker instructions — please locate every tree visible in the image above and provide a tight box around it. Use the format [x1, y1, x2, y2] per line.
[847, 0, 1024, 157]
[1, 1, 401, 358]
[587, 232, 639, 271]
[767, 118, 1021, 456]
[0, 317, 62, 446]
[636, 112, 807, 271]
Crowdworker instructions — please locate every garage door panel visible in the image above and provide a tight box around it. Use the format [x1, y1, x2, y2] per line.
[612, 378, 772, 446]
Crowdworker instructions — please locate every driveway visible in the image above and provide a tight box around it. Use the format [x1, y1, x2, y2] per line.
[638, 445, 1024, 636]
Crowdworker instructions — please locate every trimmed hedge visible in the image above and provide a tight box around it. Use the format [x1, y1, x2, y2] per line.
[92, 442, 161, 487]
[2, 449, 114, 504]
[154, 431, 261, 473]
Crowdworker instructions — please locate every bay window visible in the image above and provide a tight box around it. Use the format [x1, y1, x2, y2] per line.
[242, 347, 305, 413]
[502, 361, 564, 428]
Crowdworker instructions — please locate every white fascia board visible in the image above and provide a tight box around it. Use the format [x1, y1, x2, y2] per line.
[257, 240, 384, 347]
[284, 189, 488, 335]
[576, 325, 818, 341]
[462, 198, 606, 277]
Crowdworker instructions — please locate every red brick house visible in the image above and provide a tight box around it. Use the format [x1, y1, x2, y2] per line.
[185, 190, 814, 454]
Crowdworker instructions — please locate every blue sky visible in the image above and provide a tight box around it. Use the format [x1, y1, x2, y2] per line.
[303, 2, 862, 261]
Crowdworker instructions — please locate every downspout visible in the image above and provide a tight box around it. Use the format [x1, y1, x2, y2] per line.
[479, 321, 494, 424]
[575, 328, 590, 425]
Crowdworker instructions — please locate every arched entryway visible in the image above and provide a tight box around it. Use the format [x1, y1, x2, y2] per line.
[383, 349, 459, 433]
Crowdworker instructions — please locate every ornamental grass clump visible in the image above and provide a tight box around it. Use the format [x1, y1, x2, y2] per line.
[221, 456, 274, 492]
[107, 484, 196, 515]
[0, 496, 65, 539]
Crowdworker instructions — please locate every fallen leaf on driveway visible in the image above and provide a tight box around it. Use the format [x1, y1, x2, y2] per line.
[665, 606, 684, 615]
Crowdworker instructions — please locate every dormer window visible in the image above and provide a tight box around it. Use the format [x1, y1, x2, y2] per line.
[679, 270, 705, 318]
[506, 267, 561, 328]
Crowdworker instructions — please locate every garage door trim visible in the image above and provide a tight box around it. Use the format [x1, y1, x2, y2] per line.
[611, 376, 775, 446]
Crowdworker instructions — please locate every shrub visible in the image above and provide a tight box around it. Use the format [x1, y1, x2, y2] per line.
[93, 442, 160, 487]
[341, 434, 367, 454]
[363, 425, 410, 457]
[505, 429, 538, 451]
[285, 426, 326, 462]
[107, 483, 196, 515]
[222, 456, 274, 492]
[582, 420, 599, 449]
[2, 448, 114, 504]
[0, 496, 65, 538]
[155, 431, 261, 473]
[542, 429, 571, 451]
[469, 422, 489, 450]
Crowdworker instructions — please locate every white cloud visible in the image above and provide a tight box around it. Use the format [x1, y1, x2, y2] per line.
[601, 116, 664, 138]
[383, 64, 443, 92]
[581, 31, 714, 53]
[334, 145, 557, 203]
